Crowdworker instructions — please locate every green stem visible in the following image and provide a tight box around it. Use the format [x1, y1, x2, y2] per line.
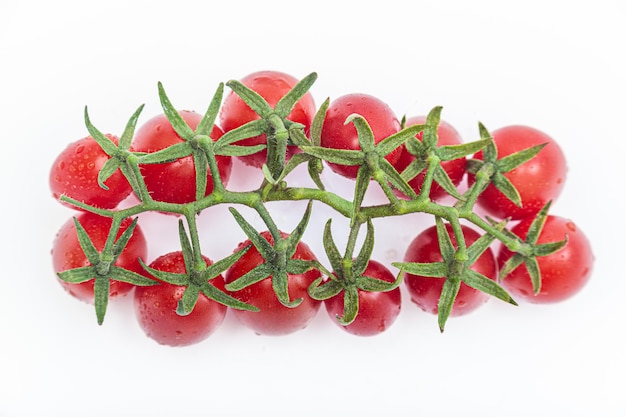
[455, 163, 494, 215]
[201, 140, 226, 193]
[101, 214, 124, 263]
[344, 220, 362, 262]
[447, 216, 468, 263]
[266, 113, 289, 178]
[184, 211, 205, 268]
[341, 221, 363, 284]
[463, 212, 530, 256]
[124, 153, 153, 204]
[371, 168, 401, 206]
[417, 153, 440, 202]
[252, 198, 281, 243]
[265, 187, 354, 218]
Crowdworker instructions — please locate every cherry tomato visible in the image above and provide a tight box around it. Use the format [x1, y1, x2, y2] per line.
[320, 93, 402, 179]
[470, 125, 567, 220]
[392, 116, 466, 201]
[403, 224, 497, 317]
[219, 70, 317, 168]
[52, 212, 147, 303]
[498, 215, 593, 303]
[324, 259, 401, 337]
[50, 134, 132, 210]
[132, 110, 232, 204]
[133, 251, 227, 347]
[224, 231, 321, 336]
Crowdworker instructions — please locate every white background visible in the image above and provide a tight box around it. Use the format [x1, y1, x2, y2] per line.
[1, 1, 624, 416]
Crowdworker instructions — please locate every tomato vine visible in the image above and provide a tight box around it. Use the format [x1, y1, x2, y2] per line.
[50, 70, 594, 344]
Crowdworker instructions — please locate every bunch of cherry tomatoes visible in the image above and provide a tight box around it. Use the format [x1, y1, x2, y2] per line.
[49, 70, 594, 347]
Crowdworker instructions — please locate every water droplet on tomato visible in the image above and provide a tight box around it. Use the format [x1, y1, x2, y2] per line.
[58, 161, 66, 170]
[75, 144, 84, 154]
[566, 221, 576, 232]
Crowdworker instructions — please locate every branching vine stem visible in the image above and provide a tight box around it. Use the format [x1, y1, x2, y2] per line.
[57, 72, 560, 330]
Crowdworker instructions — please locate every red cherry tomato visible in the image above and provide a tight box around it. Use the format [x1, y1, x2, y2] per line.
[324, 259, 401, 337]
[403, 224, 497, 317]
[219, 70, 317, 168]
[52, 212, 147, 303]
[133, 251, 227, 347]
[470, 125, 567, 220]
[132, 110, 232, 204]
[320, 93, 402, 179]
[392, 116, 466, 201]
[50, 134, 132, 210]
[224, 231, 321, 336]
[498, 215, 593, 303]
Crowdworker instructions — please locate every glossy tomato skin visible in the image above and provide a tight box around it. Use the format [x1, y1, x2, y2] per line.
[324, 260, 401, 337]
[471, 125, 567, 220]
[133, 251, 227, 347]
[403, 224, 497, 316]
[132, 110, 232, 204]
[392, 116, 466, 201]
[224, 231, 321, 336]
[50, 134, 132, 210]
[52, 212, 147, 303]
[498, 215, 593, 303]
[219, 70, 317, 168]
[320, 93, 402, 179]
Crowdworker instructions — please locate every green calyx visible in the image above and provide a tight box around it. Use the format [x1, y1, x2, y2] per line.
[56, 216, 157, 325]
[224, 201, 317, 308]
[226, 72, 318, 181]
[462, 122, 547, 211]
[139, 220, 258, 316]
[308, 219, 401, 326]
[394, 216, 517, 332]
[498, 201, 567, 294]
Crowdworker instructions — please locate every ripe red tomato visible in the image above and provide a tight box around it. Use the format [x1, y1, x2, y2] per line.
[50, 134, 132, 210]
[403, 224, 497, 317]
[392, 116, 466, 201]
[133, 251, 227, 347]
[498, 215, 593, 303]
[324, 259, 401, 337]
[219, 70, 317, 168]
[132, 110, 232, 204]
[320, 93, 402, 179]
[470, 125, 567, 220]
[52, 212, 147, 303]
[224, 231, 321, 336]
